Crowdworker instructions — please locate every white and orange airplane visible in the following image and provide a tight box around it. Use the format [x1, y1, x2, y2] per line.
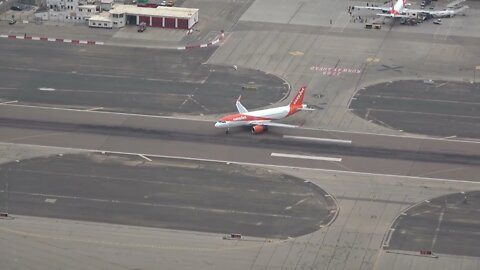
[354, 0, 467, 19]
[215, 86, 313, 134]
[354, 0, 409, 18]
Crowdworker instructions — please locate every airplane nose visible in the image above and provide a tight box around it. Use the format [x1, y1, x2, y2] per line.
[214, 122, 220, 128]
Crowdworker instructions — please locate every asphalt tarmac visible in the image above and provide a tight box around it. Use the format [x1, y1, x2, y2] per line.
[0, 152, 336, 239]
[0, 40, 287, 115]
[0, 105, 479, 182]
[350, 80, 480, 139]
[387, 191, 480, 257]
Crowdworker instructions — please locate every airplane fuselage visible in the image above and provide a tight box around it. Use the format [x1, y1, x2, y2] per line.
[214, 86, 309, 133]
[215, 105, 303, 128]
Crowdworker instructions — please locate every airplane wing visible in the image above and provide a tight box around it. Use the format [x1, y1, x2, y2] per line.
[235, 96, 248, 114]
[377, 13, 410, 18]
[407, 5, 467, 17]
[353, 5, 390, 12]
[447, 0, 465, 8]
[249, 121, 298, 128]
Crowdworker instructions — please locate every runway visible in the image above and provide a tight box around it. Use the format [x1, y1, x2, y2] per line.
[1, 105, 479, 182]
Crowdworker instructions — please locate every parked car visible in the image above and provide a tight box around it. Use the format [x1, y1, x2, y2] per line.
[433, 19, 442, 24]
[10, 5, 24, 11]
[137, 22, 146, 32]
[8, 19, 16, 25]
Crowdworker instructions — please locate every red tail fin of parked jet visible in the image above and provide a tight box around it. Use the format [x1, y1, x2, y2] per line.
[214, 86, 314, 134]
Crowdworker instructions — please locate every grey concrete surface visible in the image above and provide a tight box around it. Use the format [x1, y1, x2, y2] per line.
[350, 80, 480, 139]
[208, 6, 480, 135]
[1, 0, 480, 269]
[0, 152, 336, 239]
[0, 106, 479, 182]
[386, 191, 480, 257]
[0, 141, 85, 165]
[1, 161, 480, 270]
[0, 40, 287, 115]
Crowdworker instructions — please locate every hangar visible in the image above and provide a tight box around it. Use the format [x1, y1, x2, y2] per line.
[109, 4, 199, 30]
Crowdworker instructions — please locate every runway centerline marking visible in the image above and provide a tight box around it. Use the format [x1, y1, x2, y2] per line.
[85, 107, 104, 111]
[271, 153, 342, 162]
[38, 87, 56, 91]
[283, 135, 352, 144]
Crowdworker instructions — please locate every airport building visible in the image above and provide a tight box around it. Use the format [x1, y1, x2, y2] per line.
[35, 0, 100, 22]
[104, 4, 199, 29]
[35, 0, 198, 30]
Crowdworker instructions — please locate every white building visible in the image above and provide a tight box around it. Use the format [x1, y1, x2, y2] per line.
[100, 0, 114, 11]
[88, 14, 113, 28]
[35, 0, 99, 22]
[86, 4, 198, 29]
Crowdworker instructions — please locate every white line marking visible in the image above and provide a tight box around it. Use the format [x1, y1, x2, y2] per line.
[2, 190, 295, 219]
[79, 40, 88, 44]
[38, 87, 55, 91]
[85, 107, 103, 111]
[45, 198, 57, 203]
[64, 39, 72, 43]
[31, 37, 40, 41]
[0, 103, 212, 122]
[431, 210, 444, 249]
[283, 135, 352, 144]
[47, 38, 56, 42]
[0, 100, 18, 104]
[298, 126, 480, 145]
[0, 142, 479, 184]
[271, 153, 342, 162]
[0, 34, 7, 38]
[138, 154, 152, 162]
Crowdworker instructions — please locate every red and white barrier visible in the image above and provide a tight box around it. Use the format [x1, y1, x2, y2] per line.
[177, 30, 225, 50]
[0, 34, 104, 45]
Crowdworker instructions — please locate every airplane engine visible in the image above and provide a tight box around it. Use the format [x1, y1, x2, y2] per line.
[251, 125, 266, 134]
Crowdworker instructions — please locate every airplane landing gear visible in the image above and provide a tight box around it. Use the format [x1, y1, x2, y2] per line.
[225, 129, 230, 134]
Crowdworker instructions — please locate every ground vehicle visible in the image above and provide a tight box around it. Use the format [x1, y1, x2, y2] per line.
[433, 19, 442, 24]
[8, 19, 16, 25]
[10, 5, 23, 11]
[137, 22, 146, 32]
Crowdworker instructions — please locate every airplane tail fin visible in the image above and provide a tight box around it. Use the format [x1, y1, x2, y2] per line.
[290, 86, 306, 107]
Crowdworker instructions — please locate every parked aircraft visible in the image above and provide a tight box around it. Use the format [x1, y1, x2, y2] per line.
[215, 86, 313, 134]
[353, 0, 467, 19]
[353, 0, 409, 18]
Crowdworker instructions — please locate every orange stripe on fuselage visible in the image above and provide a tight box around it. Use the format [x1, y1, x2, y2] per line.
[220, 114, 273, 122]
